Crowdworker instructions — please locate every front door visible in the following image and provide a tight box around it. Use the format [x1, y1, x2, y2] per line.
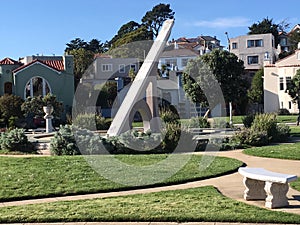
[4, 82, 12, 94]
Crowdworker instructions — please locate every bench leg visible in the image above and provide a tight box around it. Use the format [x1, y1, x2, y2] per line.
[264, 181, 289, 209]
[243, 177, 266, 200]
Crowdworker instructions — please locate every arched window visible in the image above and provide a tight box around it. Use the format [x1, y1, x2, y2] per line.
[24, 77, 51, 98]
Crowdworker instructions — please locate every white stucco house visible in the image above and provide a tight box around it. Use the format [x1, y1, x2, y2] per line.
[264, 45, 300, 113]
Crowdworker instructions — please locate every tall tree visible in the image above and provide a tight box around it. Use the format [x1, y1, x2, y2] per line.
[141, 3, 175, 38]
[109, 21, 141, 47]
[65, 38, 88, 52]
[247, 68, 264, 104]
[67, 48, 95, 87]
[286, 69, 300, 124]
[289, 29, 300, 51]
[183, 49, 247, 113]
[248, 17, 280, 46]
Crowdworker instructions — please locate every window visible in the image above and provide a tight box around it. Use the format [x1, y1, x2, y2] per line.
[286, 76, 292, 89]
[232, 42, 238, 49]
[165, 59, 177, 67]
[247, 39, 263, 48]
[102, 64, 112, 72]
[297, 53, 300, 60]
[280, 38, 287, 46]
[289, 101, 292, 110]
[24, 77, 51, 98]
[279, 77, 284, 90]
[130, 64, 137, 72]
[4, 82, 12, 94]
[119, 64, 125, 73]
[247, 55, 259, 64]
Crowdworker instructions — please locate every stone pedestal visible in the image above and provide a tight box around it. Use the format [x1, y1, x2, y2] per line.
[243, 177, 267, 200]
[43, 106, 54, 133]
[264, 181, 289, 209]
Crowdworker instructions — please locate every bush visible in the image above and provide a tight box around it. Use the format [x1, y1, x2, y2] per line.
[0, 94, 24, 126]
[187, 116, 210, 128]
[231, 128, 269, 147]
[251, 113, 278, 141]
[159, 105, 180, 124]
[278, 108, 290, 115]
[242, 114, 255, 128]
[50, 124, 108, 155]
[0, 128, 34, 152]
[72, 113, 110, 130]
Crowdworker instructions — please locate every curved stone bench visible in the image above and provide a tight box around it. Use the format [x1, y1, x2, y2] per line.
[238, 167, 298, 209]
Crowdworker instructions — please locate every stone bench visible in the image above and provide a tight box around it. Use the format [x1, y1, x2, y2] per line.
[238, 167, 298, 209]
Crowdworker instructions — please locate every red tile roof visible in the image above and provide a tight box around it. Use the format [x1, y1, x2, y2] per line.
[0, 57, 21, 65]
[13, 59, 64, 73]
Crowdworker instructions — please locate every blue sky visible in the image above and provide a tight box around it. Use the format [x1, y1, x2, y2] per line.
[1, 0, 299, 60]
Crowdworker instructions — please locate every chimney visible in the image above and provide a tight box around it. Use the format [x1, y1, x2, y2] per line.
[174, 41, 179, 50]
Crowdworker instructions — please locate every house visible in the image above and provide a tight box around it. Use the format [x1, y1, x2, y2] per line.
[0, 55, 74, 112]
[264, 44, 300, 113]
[230, 33, 279, 78]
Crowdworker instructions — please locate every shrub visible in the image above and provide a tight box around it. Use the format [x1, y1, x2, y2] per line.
[242, 114, 255, 128]
[72, 113, 110, 130]
[187, 116, 210, 128]
[251, 113, 278, 141]
[159, 105, 180, 124]
[50, 124, 108, 155]
[0, 128, 34, 152]
[273, 123, 290, 142]
[50, 125, 80, 155]
[0, 94, 24, 125]
[278, 108, 290, 115]
[231, 128, 269, 147]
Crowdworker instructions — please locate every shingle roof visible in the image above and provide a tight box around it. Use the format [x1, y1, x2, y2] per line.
[0, 57, 21, 65]
[161, 48, 199, 58]
[13, 59, 64, 73]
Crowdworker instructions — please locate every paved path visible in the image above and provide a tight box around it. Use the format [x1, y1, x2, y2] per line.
[1, 150, 300, 217]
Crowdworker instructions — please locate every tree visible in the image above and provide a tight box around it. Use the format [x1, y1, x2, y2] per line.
[109, 21, 141, 48]
[248, 68, 264, 104]
[67, 48, 95, 87]
[65, 38, 88, 52]
[0, 94, 24, 125]
[141, 3, 175, 38]
[183, 49, 248, 114]
[286, 69, 300, 124]
[65, 38, 106, 53]
[289, 29, 300, 51]
[21, 94, 63, 118]
[248, 17, 280, 46]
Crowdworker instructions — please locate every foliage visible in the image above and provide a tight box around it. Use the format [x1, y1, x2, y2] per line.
[248, 17, 280, 46]
[242, 114, 255, 128]
[141, 3, 175, 38]
[0, 94, 24, 125]
[286, 69, 300, 110]
[67, 48, 95, 87]
[0, 128, 34, 152]
[65, 38, 106, 54]
[95, 82, 117, 108]
[21, 94, 63, 118]
[108, 21, 141, 48]
[247, 68, 264, 104]
[187, 116, 210, 128]
[159, 105, 180, 124]
[277, 108, 290, 115]
[183, 49, 247, 112]
[232, 113, 290, 147]
[72, 113, 111, 130]
[289, 29, 300, 51]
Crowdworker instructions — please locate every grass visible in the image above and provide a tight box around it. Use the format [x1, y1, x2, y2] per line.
[0, 186, 299, 223]
[0, 154, 243, 202]
[243, 142, 300, 160]
[243, 140, 300, 191]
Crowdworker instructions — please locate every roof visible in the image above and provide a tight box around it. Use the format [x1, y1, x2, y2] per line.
[161, 48, 199, 58]
[0, 57, 21, 65]
[13, 59, 64, 73]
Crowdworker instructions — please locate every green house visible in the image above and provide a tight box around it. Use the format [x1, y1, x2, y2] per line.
[0, 55, 74, 111]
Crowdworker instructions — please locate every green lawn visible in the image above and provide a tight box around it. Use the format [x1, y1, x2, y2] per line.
[243, 142, 300, 191]
[0, 186, 299, 223]
[0, 154, 242, 202]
